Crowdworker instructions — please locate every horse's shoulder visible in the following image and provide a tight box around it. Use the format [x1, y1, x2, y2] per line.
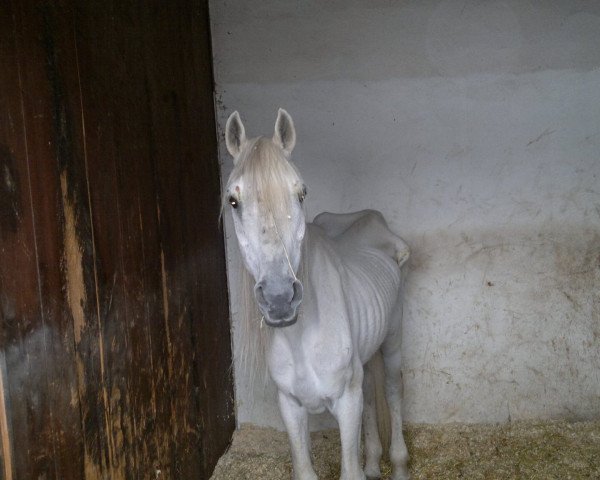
[305, 224, 346, 274]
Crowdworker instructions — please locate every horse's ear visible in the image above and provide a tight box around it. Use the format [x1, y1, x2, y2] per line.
[273, 108, 296, 155]
[225, 111, 246, 161]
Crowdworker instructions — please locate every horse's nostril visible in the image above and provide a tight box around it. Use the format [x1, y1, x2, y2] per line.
[291, 280, 303, 308]
[254, 281, 267, 307]
[255, 279, 302, 322]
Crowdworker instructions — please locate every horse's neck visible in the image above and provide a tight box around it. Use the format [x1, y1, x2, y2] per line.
[279, 223, 401, 365]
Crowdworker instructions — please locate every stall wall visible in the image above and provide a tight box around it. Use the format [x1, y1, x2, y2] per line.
[210, 0, 600, 428]
[0, 1, 233, 478]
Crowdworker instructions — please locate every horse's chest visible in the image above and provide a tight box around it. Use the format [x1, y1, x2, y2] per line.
[268, 330, 352, 414]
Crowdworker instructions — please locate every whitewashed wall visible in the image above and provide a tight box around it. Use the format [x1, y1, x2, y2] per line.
[210, 0, 600, 428]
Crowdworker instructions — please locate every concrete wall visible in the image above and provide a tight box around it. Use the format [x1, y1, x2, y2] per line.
[210, 0, 600, 428]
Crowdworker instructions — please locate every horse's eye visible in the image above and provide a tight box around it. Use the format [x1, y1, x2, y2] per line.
[228, 196, 239, 209]
[298, 185, 307, 203]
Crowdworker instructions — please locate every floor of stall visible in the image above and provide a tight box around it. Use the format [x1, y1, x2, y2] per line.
[211, 420, 600, 479]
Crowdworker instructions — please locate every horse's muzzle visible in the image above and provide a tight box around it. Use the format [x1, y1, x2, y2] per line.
[254, 279, 303, 327]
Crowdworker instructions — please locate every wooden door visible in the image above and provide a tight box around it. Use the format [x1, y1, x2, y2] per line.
[0, 1, 234, 478]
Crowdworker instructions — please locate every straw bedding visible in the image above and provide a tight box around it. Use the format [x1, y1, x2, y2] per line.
[211, 420, 600, 479]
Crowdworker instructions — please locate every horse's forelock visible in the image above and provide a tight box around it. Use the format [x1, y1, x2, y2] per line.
[227, 137, 303, 228]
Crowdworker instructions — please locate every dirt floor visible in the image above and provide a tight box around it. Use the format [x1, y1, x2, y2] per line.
[211, 420, 600, 479]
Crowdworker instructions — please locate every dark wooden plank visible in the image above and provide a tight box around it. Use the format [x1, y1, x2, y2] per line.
[0, 1, 85, 478]
[73, 0, 235, 477]
[177, 2, 236, 474]
[139, 1, 236, 476]
[135, 0, 235, 476]
[72, 1, 171, 476]
[42, 2, 116, 477]
[0, 5, 48, 477]
[135, 3, 208, 476]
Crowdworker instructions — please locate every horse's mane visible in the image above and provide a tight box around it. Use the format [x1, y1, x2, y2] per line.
[225, 136, 307, 386]
[236, 265, 273, 387]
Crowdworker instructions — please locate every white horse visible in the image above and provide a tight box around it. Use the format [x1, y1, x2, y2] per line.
[224, 109, 411, 480]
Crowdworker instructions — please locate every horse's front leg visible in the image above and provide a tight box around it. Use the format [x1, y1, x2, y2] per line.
[331, 366, 366, 480]
[278, 391, 318, 480]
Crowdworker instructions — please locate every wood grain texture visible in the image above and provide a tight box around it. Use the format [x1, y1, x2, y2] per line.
[1, 2, 85, 478]
[0, 1, 234, 478]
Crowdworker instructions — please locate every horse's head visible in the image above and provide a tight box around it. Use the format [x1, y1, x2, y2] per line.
[224, 109, 307, 327]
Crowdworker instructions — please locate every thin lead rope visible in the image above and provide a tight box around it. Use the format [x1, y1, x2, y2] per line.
[271, 211, 298, 282]
[261, 212, 296, 329]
